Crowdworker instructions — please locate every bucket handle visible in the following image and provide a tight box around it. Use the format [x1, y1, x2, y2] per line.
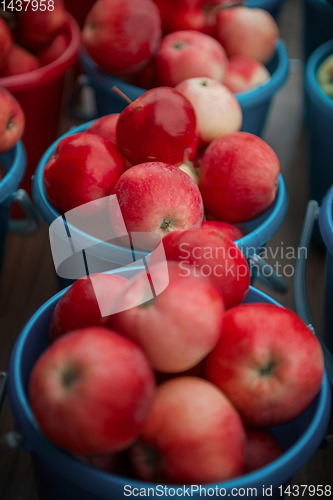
[8, 189, 40, 234]
[0, 372, 22, 453]
[248, 253, 289, 293]
[294, 200, 333, 385]
[69, 74, 97, 122]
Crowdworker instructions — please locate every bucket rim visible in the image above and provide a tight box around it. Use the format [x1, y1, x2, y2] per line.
[0, 13, 80, 92]
[0, 141, 26, 204]
[304, 39, 333, 115]
[7, 284, 331, 496]
[305, 0, 333, 13]
[32, 121, 288, 254]
[319, 184, 333, 252]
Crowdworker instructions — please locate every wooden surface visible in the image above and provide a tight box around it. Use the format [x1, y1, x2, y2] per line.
[0, 0, 333, 496]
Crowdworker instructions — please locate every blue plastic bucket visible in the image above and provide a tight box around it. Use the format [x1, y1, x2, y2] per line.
[5, 280, 331, 500]
[77, 41, 289, 138]
[246, 0, 286, 18]
[304, 39, 333, 206]
[304, 0, 333, 60]
[32, 122, 288, 290]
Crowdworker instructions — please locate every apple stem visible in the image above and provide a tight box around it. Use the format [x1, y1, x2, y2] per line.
[112, 86, 133, 105]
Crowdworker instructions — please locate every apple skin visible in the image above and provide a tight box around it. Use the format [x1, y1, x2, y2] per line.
[244, 428, 283, 473]
[155, 30, 228, 87]
[16, 0, 67, 50]
[199, 132, 280, 222]
[110, 162, 204, 238]
[82, 0, 162, 76]
[216, 7, 279, 64]
[116, 87, 196, 166]
[29, 327, 155, 455]
[162, 228, 250, 309]
[130, 377, 245, 483]
[223, 56, 271, 94]
[112, 261, 225, 373]
[176, 77, 242, 147]
[0, 87, 25, 154]
[0, 45, 41, 77]
[87, 114, 120, 146]
[48, 273, 128, 343]
[317, 54, 333, 99]
[201, 221, 246, 241]
[37, 33, 68, 66]
[0, 18, 13, 71]
[43, 132, 125, 213]
[205, 303, 325, 427]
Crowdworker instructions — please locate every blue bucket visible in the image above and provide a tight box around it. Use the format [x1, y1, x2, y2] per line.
[304, 0, 333, 60]
[2, 280, 331, 500]
[32, 122, 289, 291]
[246, 0, 286, 18]
[304, 39, 333, 206]
[77, 41, 289, 138]
[0, 142, 39, 278]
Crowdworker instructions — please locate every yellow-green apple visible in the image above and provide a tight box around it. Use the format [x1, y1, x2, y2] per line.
[49, 273, 128, 343]
[244, 428, 283, 473]
[216, 6, 279, 63]
[112, 261, 225, 372]
[82, 0, 162, 75]
[29, 327, 155, 455]
[199, 132, 280, 222]
[130, 377, 245, 483]
[0, 45, 40, 77]
[37, 33, 68, 66]
[163, 227, 250, 308]
[155, 30, 228, 87]
[0, 87, 25, 154]
[205, 303, 325, 427]
[110, 162, 204, 237]
[116, 87, 196, 166]
[43, 132, 125, 213]
[223, 56, 271, 94]
[176, 77, 242, 147]
[317, 54, 333, 99]
[201, 220, 246, 241]
[0, 18, 13, 71]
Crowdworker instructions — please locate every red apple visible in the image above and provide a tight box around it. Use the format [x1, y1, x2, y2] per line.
[43, 132, 125, 213]
[176, 77, 242, 147]
[201, 221, 246, 241]
[163, 228, 250, 309]
[0, 18, 13, 71]
[199, 132, 280, 222]
[37, 33, 68, 66]
[244, 428, 283, 473]
[216, 6, 279, 64]
[155, 30, 228, 87]
[0, 87, 25, 154]
[82, 0, 162, 75]
[116, 87, 196, 166]
[29, 327, 155, 455]
[0, 45, 41, 77]
[206, 303, 325, 427]
[16, 0, 67, 50]
[130, 377, 245, 483]
[110, 162, 204, 238]
[112, 261, 225, 372]
[223, 56, 271, 94]
[49, 273, 128, 343]
[87, 114, 120, 146]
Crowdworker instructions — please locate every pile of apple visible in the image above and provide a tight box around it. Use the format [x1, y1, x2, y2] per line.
[29, 257, 324, 483]
[0, 0, 70, 76]
[81, 0, 279, 94]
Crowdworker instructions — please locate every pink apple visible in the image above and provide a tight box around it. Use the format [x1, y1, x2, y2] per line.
[0, 17, 13, 71]
[244, 428, 283, 473]
[112, 261, 225, 372]
[37, 33, 68, 66]
[82, 0, 162, 75]
[155, 30, 228, 87]
[206, 303, 325, 427]
[216, 6, 279, 64]
[0, 45, 40, 77]
[201, 221, 246, 241]
[130, 377, 245, 483]
[163, 228, 250, 309]
[199, 132, 280, 222]
[29, 327, 155, 455]
[176, 77, 242, 147]
[49, 273, 128, 343]
[110, 162, 204, 238]
[43, 132, 125, 213]
[223, 56, 271, 94]
[0, 87, 25, 154]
